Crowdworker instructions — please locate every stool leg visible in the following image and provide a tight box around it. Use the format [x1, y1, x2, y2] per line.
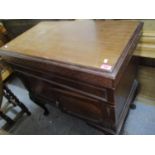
[3, 85, 31, 116]
[0, 111, 14, 125]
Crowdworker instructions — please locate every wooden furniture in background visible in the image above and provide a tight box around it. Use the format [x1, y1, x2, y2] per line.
[0, 20, 142, 134]
[134, 19, 155, 66]
[0, 59, 31, 130]
[136, 66, 155, 105]
[0, 22, 9, 47]
[134, 20, 155, 59]
[134, 20, 155, 105]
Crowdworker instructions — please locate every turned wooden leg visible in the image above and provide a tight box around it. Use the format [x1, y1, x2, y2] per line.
[3, 85, 31, 115]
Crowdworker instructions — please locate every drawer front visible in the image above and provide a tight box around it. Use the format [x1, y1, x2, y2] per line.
[58, 93, 116, 125]
[14, 66, 108, 102]
[59, 94, 103, 122]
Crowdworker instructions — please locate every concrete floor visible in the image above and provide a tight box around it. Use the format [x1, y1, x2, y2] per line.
[1, 77, 155, 135]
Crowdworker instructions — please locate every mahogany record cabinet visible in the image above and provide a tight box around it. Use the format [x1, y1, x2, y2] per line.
[0, 20, 143, 134]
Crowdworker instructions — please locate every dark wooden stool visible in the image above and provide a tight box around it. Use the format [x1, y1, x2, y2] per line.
[0, 59, 31, 130]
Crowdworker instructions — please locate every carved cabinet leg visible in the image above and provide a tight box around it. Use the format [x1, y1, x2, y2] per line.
[29, 93, 49, 116]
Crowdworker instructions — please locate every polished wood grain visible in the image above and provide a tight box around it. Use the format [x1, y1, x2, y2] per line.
[1, 20, 140, 72]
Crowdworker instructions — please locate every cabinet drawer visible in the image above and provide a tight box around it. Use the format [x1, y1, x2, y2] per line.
[58, 92, 116, 125]
[15, 68, 108, 102]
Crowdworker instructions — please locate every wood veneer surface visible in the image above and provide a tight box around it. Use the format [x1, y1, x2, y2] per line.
[0, 20, 140, 72]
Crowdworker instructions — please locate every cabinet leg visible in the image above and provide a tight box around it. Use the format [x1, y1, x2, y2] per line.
[29, 93, 49, 116]
[130, 103, 136, 109]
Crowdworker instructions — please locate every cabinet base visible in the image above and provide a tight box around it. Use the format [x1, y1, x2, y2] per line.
[86, 80, 138, 134]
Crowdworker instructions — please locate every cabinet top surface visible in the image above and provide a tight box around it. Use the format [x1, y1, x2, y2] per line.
[0, 20, 140, 73]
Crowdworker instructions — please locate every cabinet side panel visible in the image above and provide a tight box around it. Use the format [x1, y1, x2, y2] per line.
[114, 57, 138, 126]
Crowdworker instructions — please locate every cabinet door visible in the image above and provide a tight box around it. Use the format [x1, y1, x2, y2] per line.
[58, 91, 104, 122]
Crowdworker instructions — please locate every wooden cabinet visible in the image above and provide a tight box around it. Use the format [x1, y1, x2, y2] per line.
[0, 20, 143, 134]
[0, 22, 8, 47]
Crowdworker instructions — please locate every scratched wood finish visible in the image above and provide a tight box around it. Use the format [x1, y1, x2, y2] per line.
[0, 20, 143, 134]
